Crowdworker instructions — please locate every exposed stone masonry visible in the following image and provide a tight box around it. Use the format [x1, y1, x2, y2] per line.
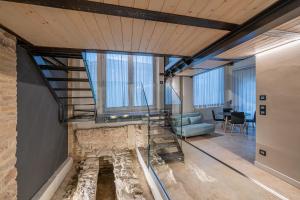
[55, 124, 151, 200]
[56, 150, 148, 200]
[0, 29, 17, 200]
[72, 158, 100, 200]
[73, 125, 147, 159]
[112, 149, 145, 200]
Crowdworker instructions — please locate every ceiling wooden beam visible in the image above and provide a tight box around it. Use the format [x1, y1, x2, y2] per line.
[166, 0, 300, 76]
[2, 0, 239, 31]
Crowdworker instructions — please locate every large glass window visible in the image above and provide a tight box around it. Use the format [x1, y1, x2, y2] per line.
[193, 67, 224, 107]
[233, 67, 256, 117]
[133, 55, 153, 106]
[106, 54, 129, 108]
[105, 54, 154, 108]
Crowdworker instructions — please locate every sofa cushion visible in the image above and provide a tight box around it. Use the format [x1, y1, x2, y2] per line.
[174, 123, 215, 137]
[172, 117, 190, 126]
[181, 117, 190, 126]
[189, 116, 202, 124]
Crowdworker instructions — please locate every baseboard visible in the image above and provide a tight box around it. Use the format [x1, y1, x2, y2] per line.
[32, 157, 73, 200]
[136, 148, 164, 200]
[255, 161, 300, 189]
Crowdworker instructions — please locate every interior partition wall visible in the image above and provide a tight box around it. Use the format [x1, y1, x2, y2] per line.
[16, 46, 68, 200]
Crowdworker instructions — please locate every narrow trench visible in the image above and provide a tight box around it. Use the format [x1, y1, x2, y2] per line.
[97, 156, 116, 200]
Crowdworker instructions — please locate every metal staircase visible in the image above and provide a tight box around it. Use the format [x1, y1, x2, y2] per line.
[31, 53, 97, 123]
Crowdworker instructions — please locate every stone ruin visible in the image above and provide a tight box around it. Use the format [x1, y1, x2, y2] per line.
[58, 149, 147, 200]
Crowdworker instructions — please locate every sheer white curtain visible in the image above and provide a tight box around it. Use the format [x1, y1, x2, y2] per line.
[105, 54, 154, 108]
[193, 67, 224, 107]
[133, 55, 153, 106]
[233, 67, 256, 117]
[106, 54, 129, 108]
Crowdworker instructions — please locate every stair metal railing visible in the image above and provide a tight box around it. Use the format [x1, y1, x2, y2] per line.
[32, 54, 97, 123]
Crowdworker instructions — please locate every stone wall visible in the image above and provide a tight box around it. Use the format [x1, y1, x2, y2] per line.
[0, 29, 17, 199]
[112, 149, 145, 200]
[72, 124, 148, 159]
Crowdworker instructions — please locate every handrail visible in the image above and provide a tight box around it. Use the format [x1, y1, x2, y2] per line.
[169, 85, 182, 104]
[165, 82, 183, 143]
[141, 83, 151, 167]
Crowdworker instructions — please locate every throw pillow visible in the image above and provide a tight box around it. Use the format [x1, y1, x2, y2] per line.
[189, 116, 202, 124]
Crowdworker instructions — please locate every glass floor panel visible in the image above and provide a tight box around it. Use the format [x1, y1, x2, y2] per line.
[147, 141, 282, 200]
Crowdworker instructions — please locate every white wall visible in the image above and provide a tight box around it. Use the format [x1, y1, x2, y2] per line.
[156, 57, 165, 110]
[182, 77, 194, 113]
[224, 65, 233, 107]
[255, 40, 300, 188]
[171, 76, 181, 114]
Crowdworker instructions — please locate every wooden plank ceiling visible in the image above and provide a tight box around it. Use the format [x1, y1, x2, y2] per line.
[217, 16, 300, 59]
[181, 16, 300, 76]
[0, 0, 277, 56]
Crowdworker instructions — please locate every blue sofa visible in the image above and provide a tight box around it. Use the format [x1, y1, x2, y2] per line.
[170, 112, 215, 138]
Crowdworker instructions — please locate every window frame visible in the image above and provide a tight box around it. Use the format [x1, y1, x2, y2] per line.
[102, 54, 157, 113]
[193, 67, 225, 108]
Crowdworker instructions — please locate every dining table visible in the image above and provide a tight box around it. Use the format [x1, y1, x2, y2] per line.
[218, 111, 251, 132]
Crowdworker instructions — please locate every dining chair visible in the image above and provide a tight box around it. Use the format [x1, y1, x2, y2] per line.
[212, 110, 225, 129]
[223, 108, 233, 113]
[230, 112, 246, 134]
[246, 111, 256, 127]
[222, 108, 232, 131]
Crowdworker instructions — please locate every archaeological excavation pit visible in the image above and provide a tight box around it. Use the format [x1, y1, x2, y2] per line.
[51, 148, 154, 200]
[97, 157, 116, 200]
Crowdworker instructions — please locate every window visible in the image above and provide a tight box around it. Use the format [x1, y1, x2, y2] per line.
[105, 54, 154, 108]
[193, 67, 224, 107]
[106, 54, 129, 108]
[165, 57, 181, 70]
[233, 67, 256, 117]
[133, 55, 153, 106]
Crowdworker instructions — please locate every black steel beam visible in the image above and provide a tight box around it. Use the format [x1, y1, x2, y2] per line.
[26, 46, 83, 58]
[46, 78, 89, 82]
[26, 46, 188, 58]
[53, 87, 91, 91]
[66, 103, 95, 106]
[58, 96, 94, 99]
[166, 0, 300, 76]
[209, 57, 249, 62]
[39, 65, 68, 71]
[74, 109, 95, 112]
[3, 0, 238, 31]
[39, 65, 86, 71]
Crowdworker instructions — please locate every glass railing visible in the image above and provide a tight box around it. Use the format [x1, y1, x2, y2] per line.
[82, 54, 283, 200]
[92, 82, 154, 125]
[82, 52, 97, 105]
[147, 80, 284, 200]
